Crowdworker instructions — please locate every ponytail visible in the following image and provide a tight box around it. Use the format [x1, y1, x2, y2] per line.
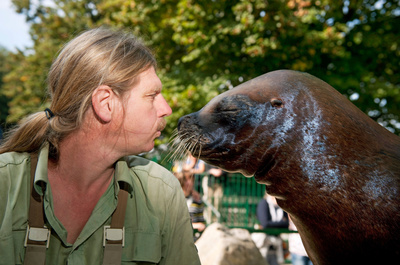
[0, 111, 50, 155]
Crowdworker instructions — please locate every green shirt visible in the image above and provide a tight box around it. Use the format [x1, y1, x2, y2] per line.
[0, 145, 201, 265]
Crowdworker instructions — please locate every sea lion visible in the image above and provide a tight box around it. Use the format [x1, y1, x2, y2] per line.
[177, 70, 400, 265]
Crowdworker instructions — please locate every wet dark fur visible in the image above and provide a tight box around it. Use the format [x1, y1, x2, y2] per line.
[177, 70, 400, 265]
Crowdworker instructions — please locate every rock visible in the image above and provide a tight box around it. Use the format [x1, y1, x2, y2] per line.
[195, 223, 268, 265]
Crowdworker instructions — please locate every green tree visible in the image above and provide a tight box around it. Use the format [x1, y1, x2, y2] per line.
[0, 47, 11, 132]
[2, 0, 399, 141]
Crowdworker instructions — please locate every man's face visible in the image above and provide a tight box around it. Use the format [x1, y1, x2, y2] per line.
[116, 66, 172, 155]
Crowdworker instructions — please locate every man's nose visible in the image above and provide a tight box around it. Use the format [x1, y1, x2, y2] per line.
[158, 95, 172, 117]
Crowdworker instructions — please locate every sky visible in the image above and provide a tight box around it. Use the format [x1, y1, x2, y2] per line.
[0, 0, 33, 52]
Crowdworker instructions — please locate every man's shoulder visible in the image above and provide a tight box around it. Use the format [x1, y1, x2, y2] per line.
[0, 152, 29, 168]
[123, 155, 171, 175]
[0, 152, 29, 193]
[123, 156, 178, 188]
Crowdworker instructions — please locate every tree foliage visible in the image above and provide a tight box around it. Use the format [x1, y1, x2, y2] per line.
[2, 0, 399, 141]
[0, 47, 11, 132]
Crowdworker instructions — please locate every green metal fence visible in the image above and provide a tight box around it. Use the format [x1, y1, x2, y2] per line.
[194, 172, 266, 228]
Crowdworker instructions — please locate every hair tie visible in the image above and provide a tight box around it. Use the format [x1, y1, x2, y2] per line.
[44, 108, 55, 120]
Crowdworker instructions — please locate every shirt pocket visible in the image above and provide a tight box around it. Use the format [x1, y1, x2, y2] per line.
[13, 230, 27, 264]
[121, 231, 162, 264]
[0, 229, 26, 265]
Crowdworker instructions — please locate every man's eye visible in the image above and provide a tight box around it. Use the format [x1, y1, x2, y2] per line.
[147, 89, 161, 99]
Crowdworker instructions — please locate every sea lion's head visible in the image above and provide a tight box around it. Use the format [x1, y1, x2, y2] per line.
[177, 70, 310, 179]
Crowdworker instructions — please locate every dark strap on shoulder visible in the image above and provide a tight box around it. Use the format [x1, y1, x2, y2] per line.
[111, 187, 129, 228]
[24, 154, 48, 265]
[102, 187, 129, 265]
[27, 154, 45, 227]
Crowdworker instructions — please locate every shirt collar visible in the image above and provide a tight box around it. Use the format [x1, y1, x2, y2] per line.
[33, 143, 50, 196]
[114, 157, 135, 196]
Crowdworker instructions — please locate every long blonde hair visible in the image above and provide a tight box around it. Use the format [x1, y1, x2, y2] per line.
[0, 27, 156, 159]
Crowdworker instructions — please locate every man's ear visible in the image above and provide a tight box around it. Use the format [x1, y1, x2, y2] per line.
[92, 85, 115, 123]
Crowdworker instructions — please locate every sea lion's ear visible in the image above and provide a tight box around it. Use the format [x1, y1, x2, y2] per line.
[270, 98, 284, 108]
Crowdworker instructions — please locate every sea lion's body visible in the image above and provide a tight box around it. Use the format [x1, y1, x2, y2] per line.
[177, 70, 400, 265]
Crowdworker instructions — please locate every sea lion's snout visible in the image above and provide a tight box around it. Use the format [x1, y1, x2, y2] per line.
[177, 114, 192, 132]
[177, 112, 204, 142]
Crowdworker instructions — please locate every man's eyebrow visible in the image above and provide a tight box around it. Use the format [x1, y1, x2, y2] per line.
[146, 86, 161, 95]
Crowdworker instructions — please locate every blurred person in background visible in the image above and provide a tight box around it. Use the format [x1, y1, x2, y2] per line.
[202, 163, 227, 223]
[175, 170, 206, 241]
[252, 193, 289, 265]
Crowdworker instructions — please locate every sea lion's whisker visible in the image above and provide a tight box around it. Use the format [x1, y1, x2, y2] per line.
[163, 130, 185, 163]
[165, 132, 194, 162]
